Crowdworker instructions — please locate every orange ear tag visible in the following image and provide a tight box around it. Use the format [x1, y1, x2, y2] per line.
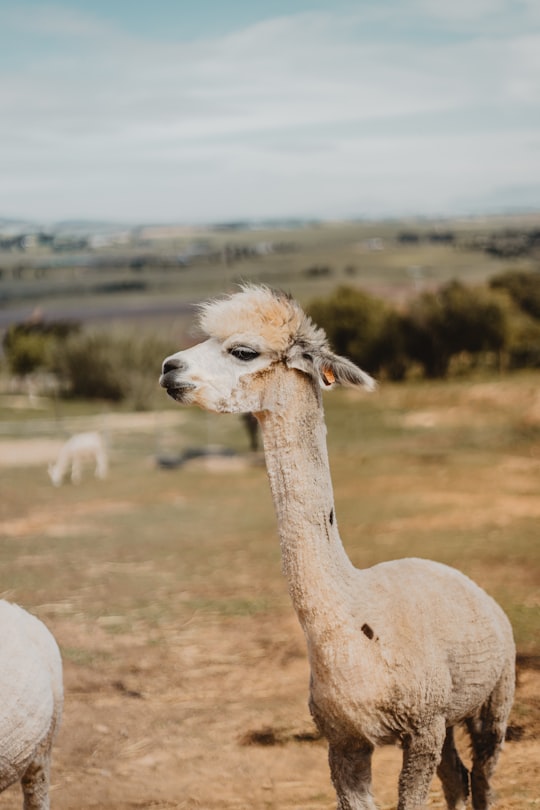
[321, 368, 335, 386]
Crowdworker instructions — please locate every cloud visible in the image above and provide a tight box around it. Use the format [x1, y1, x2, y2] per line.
[0, 2, 539, 221]
[413, 0, 510, 23]
[0, 3, 112, 37]
[411, 0, 540, 30]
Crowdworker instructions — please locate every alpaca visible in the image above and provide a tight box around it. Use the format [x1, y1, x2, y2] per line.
[159, 285, 515, 810]
[0, 600, 63, 809]
[48, 431, 108, 487]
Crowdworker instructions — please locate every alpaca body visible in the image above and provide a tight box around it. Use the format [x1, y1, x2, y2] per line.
[48, 431, 108, 486]
[0, 600, 63, 808]
[306, 558, 513, 746]
[160, 285, 515, 810]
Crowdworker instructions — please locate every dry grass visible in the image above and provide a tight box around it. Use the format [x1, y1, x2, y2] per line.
[0, 372, 538, 808]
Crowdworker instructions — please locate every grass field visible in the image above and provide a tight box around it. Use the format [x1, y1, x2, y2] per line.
[0, 368, 538, 808]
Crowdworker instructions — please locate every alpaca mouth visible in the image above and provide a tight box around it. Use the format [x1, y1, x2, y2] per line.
[166, 383, 195, 402]
[164, 384, 196, 403]
[159, 374, 196, 402]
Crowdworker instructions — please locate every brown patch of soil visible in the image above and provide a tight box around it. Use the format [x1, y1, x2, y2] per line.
[0, 395, 537, 809]
[0, 612, 536, 810]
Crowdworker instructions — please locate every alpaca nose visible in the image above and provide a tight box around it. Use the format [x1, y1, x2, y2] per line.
[162, 356, 186, 375]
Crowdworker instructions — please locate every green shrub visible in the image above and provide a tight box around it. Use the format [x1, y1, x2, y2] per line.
[50, 329, 173, 408]
[490, 270, 540, 321]
[404, 281, 510, 378]
[51, 332, 123, 401]
[3, 330, 49, 375]
[3, 321, 79, 376]
[308, 286, 393, 375]
[507, 312, 540, 369]
[309, 281, 513, 381]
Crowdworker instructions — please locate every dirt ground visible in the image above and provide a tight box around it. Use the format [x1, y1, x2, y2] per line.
[1, 611, 538, 810]
[0, 395, 539, 810]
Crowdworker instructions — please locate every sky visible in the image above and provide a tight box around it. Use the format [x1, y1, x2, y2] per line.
[1, 0, 540, 225]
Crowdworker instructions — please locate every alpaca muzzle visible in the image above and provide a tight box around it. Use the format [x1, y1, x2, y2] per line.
[160, 356, 196, 402]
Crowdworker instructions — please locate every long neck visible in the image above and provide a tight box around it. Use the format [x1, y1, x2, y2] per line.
[256, 369, 355, 637]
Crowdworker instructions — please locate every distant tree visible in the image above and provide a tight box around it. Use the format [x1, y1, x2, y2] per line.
[427, 231, 455, 244]
[482, 230, 537, 258]
[397, 231, 420, 244]
[303, 264, 332, 278]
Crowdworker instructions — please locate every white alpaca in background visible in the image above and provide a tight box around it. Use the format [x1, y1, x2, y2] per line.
[0, 600, 63, 809]
[48, 431, 108, 487]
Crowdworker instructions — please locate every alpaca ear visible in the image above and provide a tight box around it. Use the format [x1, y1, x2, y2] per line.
[287, 348, 376, 391]
[316, 351, 376, 391]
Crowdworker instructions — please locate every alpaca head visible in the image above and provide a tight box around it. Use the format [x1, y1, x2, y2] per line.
[160, 285, 375, 414]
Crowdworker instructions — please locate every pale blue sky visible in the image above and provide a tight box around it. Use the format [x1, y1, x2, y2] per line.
[1, 0, 539, 224]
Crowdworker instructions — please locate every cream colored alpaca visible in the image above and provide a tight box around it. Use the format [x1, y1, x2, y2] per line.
[160, 285, 515, 810]
[0, 601, 63, 809]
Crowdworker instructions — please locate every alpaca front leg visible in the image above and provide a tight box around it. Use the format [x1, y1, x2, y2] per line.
[328, 740, 377, 810]
[398, 718, 446, 810]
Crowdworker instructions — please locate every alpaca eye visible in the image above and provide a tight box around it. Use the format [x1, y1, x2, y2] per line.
[229, 346, 260, 362]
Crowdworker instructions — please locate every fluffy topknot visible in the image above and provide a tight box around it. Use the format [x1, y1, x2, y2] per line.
[198, 284, 328, 355]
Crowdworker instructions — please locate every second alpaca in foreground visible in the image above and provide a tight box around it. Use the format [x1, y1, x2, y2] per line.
[0, 601, 63, 809]
[160, 285, 515, 810]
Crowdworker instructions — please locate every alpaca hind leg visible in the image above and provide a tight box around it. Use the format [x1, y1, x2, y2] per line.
[21, 752, 51, 810]
[466, 662, 514, 810]
[328, 740, 377, 810]
[466, 716, 502, 810]
[436, 726, 469, 809]
[466, 674, 513, 809]
[397, 717, 446, 810]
